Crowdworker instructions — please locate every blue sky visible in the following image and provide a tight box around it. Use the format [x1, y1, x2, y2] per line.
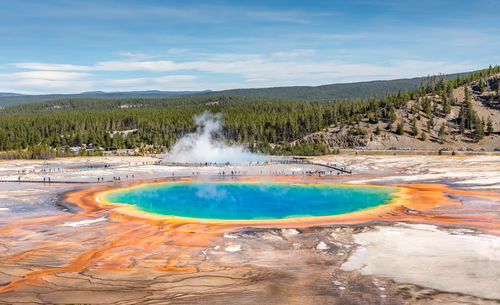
[1, 0, 499, 94]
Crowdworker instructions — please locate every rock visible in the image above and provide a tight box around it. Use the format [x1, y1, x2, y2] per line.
[224, 244, 241, 252]
[316, 241, 329, 250]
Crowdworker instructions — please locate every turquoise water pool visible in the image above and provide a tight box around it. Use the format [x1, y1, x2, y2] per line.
[103, 182, 398, 220]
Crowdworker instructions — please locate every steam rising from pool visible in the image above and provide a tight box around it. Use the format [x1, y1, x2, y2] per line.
[166, 111, 264, 163]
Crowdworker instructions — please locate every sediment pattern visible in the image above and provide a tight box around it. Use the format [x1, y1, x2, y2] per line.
[0, 177, 499, 304]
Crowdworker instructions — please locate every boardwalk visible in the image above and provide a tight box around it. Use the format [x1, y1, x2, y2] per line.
[0, 159, 351, 184]
[163, 159, 352, 174]
[0, 179, 106, 184]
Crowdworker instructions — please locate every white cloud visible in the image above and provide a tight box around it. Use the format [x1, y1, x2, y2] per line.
[0, 71, 92, 93]
[154, 75, 197, 82]
[11, 63, 92, 71]
[245, 78, 269, 83]
[0, 69, 198, 94]
[4, 53, 485, 94]
[96, 60, 179, 72]
[107, 75, 197, 86]
[5, 71, 91, 80]
[13, 53, 477, 81]
[11, 61, 177, 72]
[271, 49, 317, 59]
[116, 51, 156, 60]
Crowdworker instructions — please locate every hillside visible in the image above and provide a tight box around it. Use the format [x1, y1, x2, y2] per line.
[0, 90, 210, 108]
[0, 93, 25, 97]
[300, 71, 500, 151]
[0, 96, 286, 115]
[0, 71, 472, 108]
[0, 66, 498, 159]
[198, 72, 469, 101]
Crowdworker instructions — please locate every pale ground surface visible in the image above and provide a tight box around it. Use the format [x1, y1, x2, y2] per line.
[319, 154, 500, 189]
[0, 155, 499, 304]
[341, 223, 500, 300]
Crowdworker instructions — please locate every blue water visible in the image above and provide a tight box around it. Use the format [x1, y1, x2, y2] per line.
[77, 165, 106, 170]
[104, 182, 398, 220]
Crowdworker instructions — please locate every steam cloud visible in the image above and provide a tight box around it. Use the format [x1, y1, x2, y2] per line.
[166, 111, 264, 163]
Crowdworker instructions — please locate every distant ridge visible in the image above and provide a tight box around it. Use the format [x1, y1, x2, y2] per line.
[0, 71, 474, 107]
[0, 90, 212, 107]
[193, 72, 471, 101]
[0, 92, 25, 97]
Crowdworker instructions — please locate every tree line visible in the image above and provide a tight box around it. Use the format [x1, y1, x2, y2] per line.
[0, 65, 499, 159]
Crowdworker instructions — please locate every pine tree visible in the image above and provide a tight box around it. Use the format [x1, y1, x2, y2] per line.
[427, 116, 433, 132]
[459, 94, 477, 131]
[438, 122, 446, 143]
[396, 122, 404, 135]
[386, 121, 393, 131]
[389, 106, 397, 123]
[486, 94, 494, 107]
[375, 126, 381, 135]
[473, 117, 485, 140]
[479, 79, 485, 93]
[411, 119, 419, 137]
[464, 87, 471, 103]
[442, 96, 451, 116]
[421, 131, 427, 141]
[487, 117, 493, 135]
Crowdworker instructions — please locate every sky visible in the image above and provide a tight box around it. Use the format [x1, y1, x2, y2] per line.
[1, 0, 499, 94]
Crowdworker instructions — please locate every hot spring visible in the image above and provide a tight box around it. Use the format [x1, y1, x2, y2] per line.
[102, 182, 399, 220]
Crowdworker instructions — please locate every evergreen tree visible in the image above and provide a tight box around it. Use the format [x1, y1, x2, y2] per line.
[442, 96, 451, 116]
[396, 122, 404, 135]
[458, 104, 466, 134]
[438, 122, 446, 143]
[487, 117, 493, 135]
[421, 131, 427, 141]
[411, 119, 419, 137]
[427, 116, 434, 132]
[464, 86, 471, 103]
[389, 106, 397, 122]
[479, 79, 485, 93]
[473, 117, 485, 140]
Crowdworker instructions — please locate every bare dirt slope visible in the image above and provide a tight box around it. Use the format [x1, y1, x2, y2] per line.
[302, 74, 500, 151]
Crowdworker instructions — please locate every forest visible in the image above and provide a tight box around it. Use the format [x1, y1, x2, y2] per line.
[0, 65, 499, 159]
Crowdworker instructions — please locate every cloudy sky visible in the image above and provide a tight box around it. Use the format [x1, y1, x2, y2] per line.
[1, 0, 499, 94]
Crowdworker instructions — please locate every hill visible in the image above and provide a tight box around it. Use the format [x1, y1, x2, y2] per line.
[0, 93, 25, 97]
[0, 66, 498, 159]
[300, 70, 500, 152]
[197, 72, 469, 101]
[0, 72, 473, 108]
[0, 90, 211, 108]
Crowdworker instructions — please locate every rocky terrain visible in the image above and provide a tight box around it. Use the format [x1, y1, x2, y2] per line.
[302, 74, 500, 151]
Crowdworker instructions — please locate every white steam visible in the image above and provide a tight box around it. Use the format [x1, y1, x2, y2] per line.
[166, 111, 264, 163]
